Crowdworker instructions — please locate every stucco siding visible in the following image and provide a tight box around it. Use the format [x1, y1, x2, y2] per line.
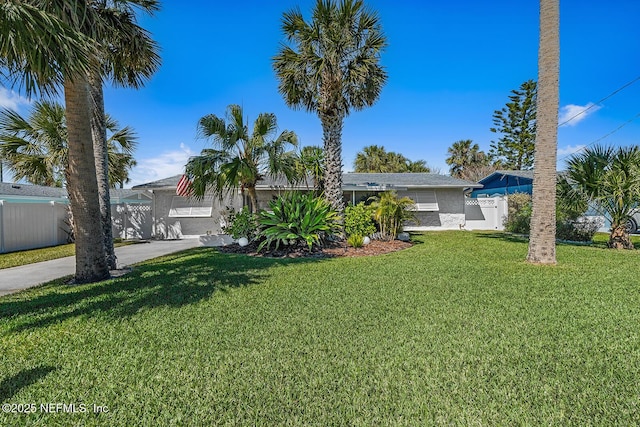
[151, 190, 242, 239]
[399, 188, 466, 230]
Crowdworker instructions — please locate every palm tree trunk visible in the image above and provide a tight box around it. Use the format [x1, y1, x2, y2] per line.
[64, 75, 110, 283]
[320, 111, 345, 216]
[527, 0, 559, 264]
[609, 224, 634, 249]
[89, 71, 117, 270]
[246, 185, 259, 214]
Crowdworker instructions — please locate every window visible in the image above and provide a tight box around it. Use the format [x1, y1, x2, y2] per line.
[168, 196, 214, 217]
[399, 190, 439, 211]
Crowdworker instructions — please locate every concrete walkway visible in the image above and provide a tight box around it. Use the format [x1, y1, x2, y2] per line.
[0, 239, 204, 297]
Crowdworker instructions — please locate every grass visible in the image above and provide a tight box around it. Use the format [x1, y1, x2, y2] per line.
[1, 231, 640, 425]
[0, 241, 136, 270]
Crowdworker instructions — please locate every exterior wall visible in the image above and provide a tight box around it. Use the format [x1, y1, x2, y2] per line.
[111, 203, 153, 239]
[400, 189, 466, 231]
[151, 189, 242, 239]
[0, 201, 69, 253]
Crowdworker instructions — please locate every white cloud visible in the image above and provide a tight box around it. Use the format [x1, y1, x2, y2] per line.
[557, 144, 586, 160]
[0, 87, 31, 111]
[127, 143, 195, 188]
[558, 102, 601, 127]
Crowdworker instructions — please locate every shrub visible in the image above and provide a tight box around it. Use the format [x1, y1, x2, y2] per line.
[556, 217, 602, 242]
[504, 193, 532, 234]
[257, 191, 340, 252]
[369, 191, 417, 240]
[347, 234, 364, 248]
[344, 202, 376, 237]
[504, 192, 601, 242]
[222, 207, 259, 240]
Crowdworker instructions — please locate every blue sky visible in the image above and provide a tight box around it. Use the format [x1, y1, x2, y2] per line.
[2, 0, 640, 187]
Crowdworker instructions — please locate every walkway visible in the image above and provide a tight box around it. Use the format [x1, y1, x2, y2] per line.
[0, 239, 203, 297]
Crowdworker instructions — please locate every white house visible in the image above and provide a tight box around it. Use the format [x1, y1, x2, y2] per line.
[132, 173, 482, 239]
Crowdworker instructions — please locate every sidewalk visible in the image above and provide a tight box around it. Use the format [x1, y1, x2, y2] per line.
[0, 239, 203, 297]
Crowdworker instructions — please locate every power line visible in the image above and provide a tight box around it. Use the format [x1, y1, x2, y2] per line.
[558, 111, 640, 164]
[558, 75, 640, 127]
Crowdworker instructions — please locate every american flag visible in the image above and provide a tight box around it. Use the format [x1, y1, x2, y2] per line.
[176, 174, 192, 197]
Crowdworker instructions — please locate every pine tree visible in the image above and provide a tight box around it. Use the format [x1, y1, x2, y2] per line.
[489, 80, 537, 170]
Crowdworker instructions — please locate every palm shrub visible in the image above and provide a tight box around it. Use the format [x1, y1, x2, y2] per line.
[257, 191, 341, 252]
[222, 207, 259, 240]
[344, 202, 376, 238]
[369, 191, 417, 240]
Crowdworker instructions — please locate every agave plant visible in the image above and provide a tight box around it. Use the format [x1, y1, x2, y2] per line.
[257, 191, 341, 252]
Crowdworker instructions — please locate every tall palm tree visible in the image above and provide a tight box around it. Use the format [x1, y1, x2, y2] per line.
[446, 139, 487, 178]
[186, 104, 299, 214]
[1, 1, 118, 282]
[273, 0, 387, 214]
[527, 0, 559, 264]
[566, 145, 640, 249]
[0, 101, 138, 188]
[88, 0, 160, 269]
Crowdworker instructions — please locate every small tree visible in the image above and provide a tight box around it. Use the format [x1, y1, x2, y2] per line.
[369, 191, 417, 240]
[489, 80, 537, 170]
[566, 145, 640, 249]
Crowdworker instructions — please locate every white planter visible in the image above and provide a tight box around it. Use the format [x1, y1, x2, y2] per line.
[238, 237, 249, 247]
[363, 236, 371, 245]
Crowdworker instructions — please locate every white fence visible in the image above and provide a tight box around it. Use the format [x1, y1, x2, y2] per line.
[464, 196, 508, 230]
[0, 200, 152, 254]
[0, 200, 70, 253]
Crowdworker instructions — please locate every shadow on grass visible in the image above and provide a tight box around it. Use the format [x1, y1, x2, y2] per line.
[0, 248, 317, 333]
[0, 366, 56, 402]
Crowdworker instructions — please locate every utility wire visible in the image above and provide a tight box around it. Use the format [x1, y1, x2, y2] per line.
[558, 75, 640, 127]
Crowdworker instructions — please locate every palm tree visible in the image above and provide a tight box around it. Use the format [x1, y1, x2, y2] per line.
[446, 139, 488, 178]
[527, 0, 559, 264]
[566, 145, 640, 249]
[88, 0, 160, 269]
[297, 145, 325, 193]
[186, 104, 299, 214]
[0, 100, 138, 188]
[354, 145, 388, 172]
[273, 0, 387, 214]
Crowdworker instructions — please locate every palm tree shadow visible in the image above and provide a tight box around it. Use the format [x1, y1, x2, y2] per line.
[0, 366, 56, 402]
[1, 248, 320, 333]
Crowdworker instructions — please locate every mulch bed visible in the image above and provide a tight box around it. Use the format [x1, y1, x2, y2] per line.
[217, 238, 413, 258]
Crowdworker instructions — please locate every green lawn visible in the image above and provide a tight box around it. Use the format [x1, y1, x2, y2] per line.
[1, 231, 639, 425]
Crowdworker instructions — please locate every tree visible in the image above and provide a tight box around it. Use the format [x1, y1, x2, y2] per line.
[446, 139, 490, 178]
[527, 0, 559, 264]
[186, 104, 299, 214]
[296, 145, 325, 193]
[0, 1, 157, 282]
[0, 100, 138, 188]
[489, 80, 537, 170]
[565, 145, 640, 249]
[354, 145, 430, 173]
[88, 0, 160, 269]
[273, 0, 387, 215]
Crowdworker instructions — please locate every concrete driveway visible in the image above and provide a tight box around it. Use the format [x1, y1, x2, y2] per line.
[0, 239, 202, 297]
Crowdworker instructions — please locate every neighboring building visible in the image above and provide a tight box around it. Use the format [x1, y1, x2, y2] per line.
[0, 183, 151, 253]
[132, 173, 482, 238]
[471, 170, 534, 198]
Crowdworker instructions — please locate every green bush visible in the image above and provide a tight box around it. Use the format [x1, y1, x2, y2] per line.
[504, 192, 600, 242]
[344, 202, 376, 237]
[347, 234, 364, 248]
[222, 207, 259, 240]
[369, 191, 417, 240]
[504, 193, 532, 234]
[257, 191, 341, 252]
